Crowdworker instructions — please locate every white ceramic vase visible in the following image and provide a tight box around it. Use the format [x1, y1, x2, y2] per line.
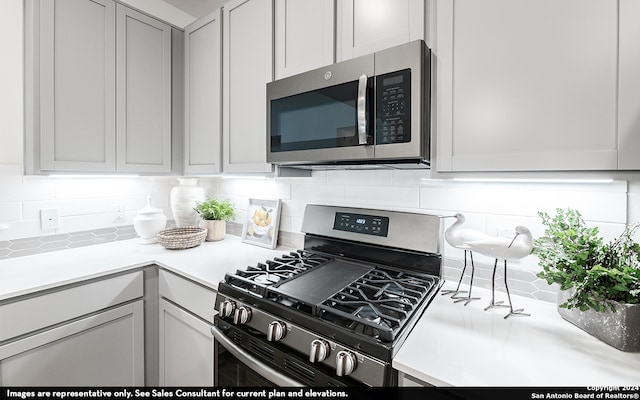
[170, 178, 205, 227]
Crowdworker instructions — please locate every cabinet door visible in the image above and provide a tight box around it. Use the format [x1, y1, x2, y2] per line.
[116, 5, 172, 173]
[336, 0, 425, 61]
[39, 0, 116, 172]
[435, 0, 618, 172]
[0, 301, 144, 386]
[618, 0, 640, 170]
[158, 299, 214, 386]
[184, 9, 223, 175]
[222, 0, 274, 174]
[274, 0, 334, 79]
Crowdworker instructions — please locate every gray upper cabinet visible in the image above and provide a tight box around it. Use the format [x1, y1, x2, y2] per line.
[222, 0, 274, 174]
[336, 0, 425, 62]
[618, 0, 640, 170]
[116, 5, 172, 174]
[434, 0, 620, 172]
[39, 0, 116, 172]
[183, 9, 222, 175]
[274, 0, 335, 79]
[33, 0, 172, 174]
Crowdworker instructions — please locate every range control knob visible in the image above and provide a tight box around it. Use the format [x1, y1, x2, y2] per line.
[219, 300, 236, 318]
[233, 306, 252, 325]
[335, 350, 357, 377]
[309, 339, 330, 363]
[266, 321, 287, 342]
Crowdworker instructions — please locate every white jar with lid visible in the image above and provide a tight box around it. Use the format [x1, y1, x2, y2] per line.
[134, 195, 167, 244]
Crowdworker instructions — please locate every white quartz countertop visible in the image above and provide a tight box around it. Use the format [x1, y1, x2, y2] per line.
[393, 281, 640, 386]
[2, 238, 639, 387]
[0, 235, 287, 301]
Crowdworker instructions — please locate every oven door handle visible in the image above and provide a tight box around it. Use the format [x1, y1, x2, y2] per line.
[357, 74, 369, 145]
[211, 326, 305, 387]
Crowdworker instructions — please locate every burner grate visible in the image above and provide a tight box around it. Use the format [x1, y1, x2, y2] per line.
[223, 250, 333, 297]
[318, 268, 437, 342]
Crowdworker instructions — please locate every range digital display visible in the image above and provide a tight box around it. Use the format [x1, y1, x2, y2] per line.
[333, 212, 389, 237]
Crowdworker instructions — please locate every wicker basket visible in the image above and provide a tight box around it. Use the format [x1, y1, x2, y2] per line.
[156, 227, 207, 250]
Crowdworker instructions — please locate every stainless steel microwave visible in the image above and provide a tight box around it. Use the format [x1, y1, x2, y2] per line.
[266, 40, 431, 169]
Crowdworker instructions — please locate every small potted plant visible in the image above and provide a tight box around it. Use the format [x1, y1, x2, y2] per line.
[193, 197, 237, 241]
[533, 207, 640, 351]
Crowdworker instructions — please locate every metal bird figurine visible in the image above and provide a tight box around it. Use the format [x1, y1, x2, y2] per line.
[442, 213, 491, 305]
[465, 225, 534, 318]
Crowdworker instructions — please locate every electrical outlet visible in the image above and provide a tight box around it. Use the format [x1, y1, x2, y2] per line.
[41, 208, 59, 230]
[113, 205, 125, 224]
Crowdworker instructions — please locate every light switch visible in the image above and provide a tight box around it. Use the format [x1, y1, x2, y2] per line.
[41, 208, 59, 230]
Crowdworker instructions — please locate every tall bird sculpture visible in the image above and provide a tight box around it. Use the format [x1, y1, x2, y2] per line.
[442, 213, 492, 305]
[465, 225, 534, 319]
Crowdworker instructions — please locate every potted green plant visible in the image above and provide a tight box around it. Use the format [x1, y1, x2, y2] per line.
[533, 207, 640, 351]
[193, 197, 237, 241]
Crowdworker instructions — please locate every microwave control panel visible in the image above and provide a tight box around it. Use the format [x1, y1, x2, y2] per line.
[376, 69, 411, 144]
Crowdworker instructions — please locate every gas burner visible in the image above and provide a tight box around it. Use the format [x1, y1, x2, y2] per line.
[253, 273, 281, 285]
[354, 304, 382, 324]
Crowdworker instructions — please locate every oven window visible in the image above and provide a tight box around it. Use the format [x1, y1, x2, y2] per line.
[216, 345, 273, 387]
[270, 80, 372, 152]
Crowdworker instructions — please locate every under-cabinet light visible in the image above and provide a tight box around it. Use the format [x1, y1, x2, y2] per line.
[450, 178, 614, 184]
[48, 174, 141, 179]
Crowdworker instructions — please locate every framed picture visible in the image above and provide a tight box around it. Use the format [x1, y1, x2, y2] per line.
[241, 198, 282, 249]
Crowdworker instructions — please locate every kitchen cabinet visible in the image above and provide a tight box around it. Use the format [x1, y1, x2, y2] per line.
[38, 0, 116, 172]
[336, 0, 425, 62]
[274, 0, 424, 77]
[434, 0, 619, 172]
[222, 0, 274, 174]
[158, 269, 216, 386]
[32, 0, 172, 174]
[116, 5, 172, 174]
[0, 271, 144, 386]
[183, 8, 223, 174]
[274, 0, 335, 79]
[618, 0, 640, 170]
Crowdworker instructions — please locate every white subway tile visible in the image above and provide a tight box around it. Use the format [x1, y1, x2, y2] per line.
[346, 185, 419, 208]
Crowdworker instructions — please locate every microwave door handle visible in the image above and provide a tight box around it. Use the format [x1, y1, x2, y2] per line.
[357, 74, 368, 145]
[211, 326, 305, 387]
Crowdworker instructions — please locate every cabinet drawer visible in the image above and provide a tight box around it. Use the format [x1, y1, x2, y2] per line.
[159, 269, 216, 322]
[0, 271, 143, 342]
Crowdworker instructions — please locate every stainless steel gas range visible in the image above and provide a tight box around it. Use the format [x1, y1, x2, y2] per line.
[211, 204, 444, 387]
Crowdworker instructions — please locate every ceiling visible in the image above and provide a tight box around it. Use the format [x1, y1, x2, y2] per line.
[161, 0, 222, 19]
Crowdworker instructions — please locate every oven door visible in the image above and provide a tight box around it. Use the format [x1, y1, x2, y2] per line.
[267, 53, 375, 165]
[212, 318, 351, 387]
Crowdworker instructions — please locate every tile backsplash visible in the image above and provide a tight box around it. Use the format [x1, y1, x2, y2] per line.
[0, 163, 635, 304]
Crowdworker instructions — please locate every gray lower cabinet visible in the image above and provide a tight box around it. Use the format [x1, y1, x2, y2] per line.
[158, 269, 216, 386]
[0, 271, 145, 386]
[30, 0, 172, 174]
